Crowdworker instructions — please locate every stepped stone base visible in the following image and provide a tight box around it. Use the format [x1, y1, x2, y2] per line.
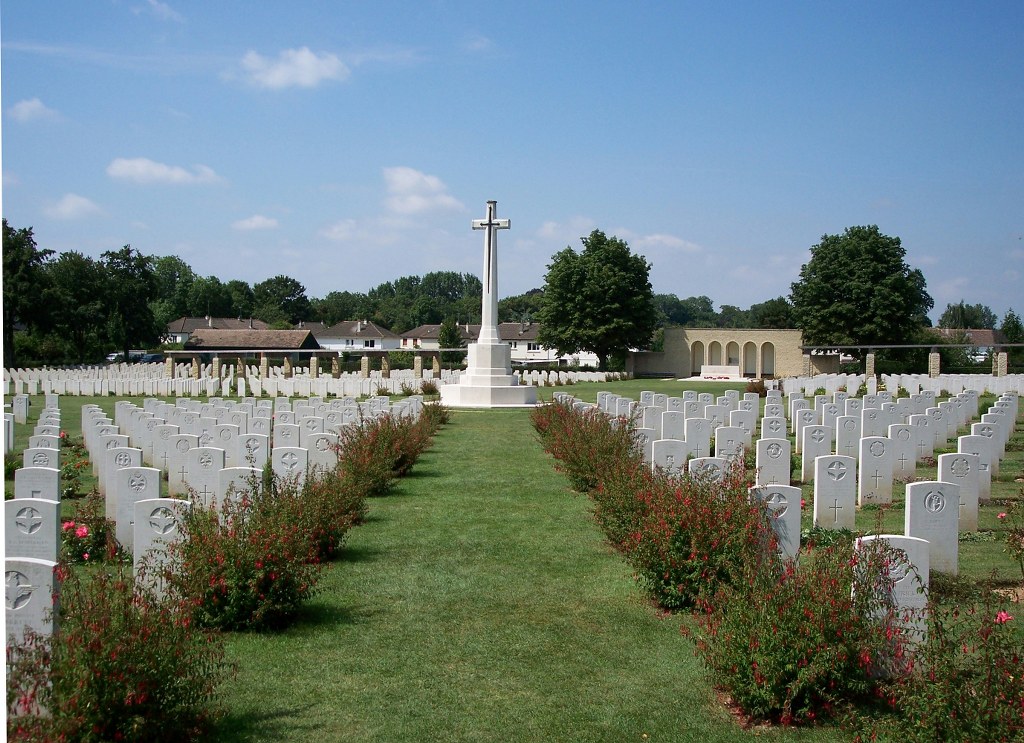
[439, 341, 538, 408]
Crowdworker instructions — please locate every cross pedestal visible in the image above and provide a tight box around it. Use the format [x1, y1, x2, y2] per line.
[441, 200, 537, 408]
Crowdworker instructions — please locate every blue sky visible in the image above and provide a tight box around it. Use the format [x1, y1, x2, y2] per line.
[3, 2, 1022, 322]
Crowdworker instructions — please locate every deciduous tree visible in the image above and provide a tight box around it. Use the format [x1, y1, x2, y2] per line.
[3, 220, 53, 367]
[790, 226, 932, 349]
[537, 230, 657, 371]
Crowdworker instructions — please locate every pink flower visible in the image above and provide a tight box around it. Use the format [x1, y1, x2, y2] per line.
[800, 499, 806, 508]
[82, 552, 90, 561]
[62, 521, 75, 532]
[75, 525, 89, 539]
[997, 512, 1007, 520]
[995, 611, 1014, 624]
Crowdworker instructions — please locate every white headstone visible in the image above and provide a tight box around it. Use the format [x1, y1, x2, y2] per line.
[905, 481, 959, 575]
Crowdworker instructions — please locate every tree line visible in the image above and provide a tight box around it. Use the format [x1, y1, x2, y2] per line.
[5, 218, 1021, 371]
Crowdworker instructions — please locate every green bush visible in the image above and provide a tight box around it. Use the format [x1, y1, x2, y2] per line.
[166, 480, 322, 631]
[7, 564, 227, 742]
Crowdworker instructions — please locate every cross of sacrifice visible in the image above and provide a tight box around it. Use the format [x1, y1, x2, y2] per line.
[472, 200, 510, 344]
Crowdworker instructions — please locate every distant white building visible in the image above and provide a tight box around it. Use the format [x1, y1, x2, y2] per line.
[165, 316, 269, 345]
[309, 320, 402, 352]
[401, 322, 600, 367]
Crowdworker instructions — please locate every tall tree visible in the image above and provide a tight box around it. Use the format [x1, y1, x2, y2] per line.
[225, 279, 255, 319]
[790, 225, 932, 349]
[749, 296, 795, 329]
[537, 230, 658, 371]
[499, 289, 544, 323]
[3, 220, 54, 367]
[937, 301, 998, 329]
[149, 255, 196, 329]
[437, 316, 465, 365]
[311, 290, 367, 326]
[186, 275, 234, 318]
[45, 251, 108, 363]
[101, 245, 161, 360]
[252, 275, 310, 325]
[1000, 308, 1024, 367]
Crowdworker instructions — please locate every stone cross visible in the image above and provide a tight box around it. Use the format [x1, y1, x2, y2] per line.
[471, 200, 510, 345]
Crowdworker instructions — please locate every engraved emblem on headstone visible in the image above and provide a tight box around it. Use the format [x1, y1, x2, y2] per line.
[199, 432, 213, 447]
[886, 549, 912, 584]
[5, 571, 34, 611]
[160, 429, 171, 440]
[149, 507, 176, 535]
[766, 491, 788, 516]
[843, 420, 855, 430]
[665, 454, 675, 469]
[767, 442, 783, 459]
[219, 429, 231, 441]
[198, 453, 213, 468]
[950, 457, 970, 478]
[810, 429, 826, 444]
[282, 452, 299, 470]
[869, 441, 885, 457]
[924, 490, 946, 513]
[897, 428, 911, 441]
[827, 461, 847, 481]
[176, 440, 190, 452]
[15, 507, 43, 534]
[767, 420, 781, 433]
[315, 438, 330, 451]
[114, 452, 132, 467]
[129, 473, 147, 492]
[32, 452, 48, 466]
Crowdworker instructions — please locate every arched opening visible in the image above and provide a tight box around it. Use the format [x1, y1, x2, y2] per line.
[742, 341, 757, 377]
[726, 341, 740, 366]
[761, 342, 776, 378]
[708, 341, 723, 366]
[690, 341, 705, 376]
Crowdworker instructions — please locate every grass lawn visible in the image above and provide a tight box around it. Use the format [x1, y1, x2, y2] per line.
[5, 382, 1020, 741]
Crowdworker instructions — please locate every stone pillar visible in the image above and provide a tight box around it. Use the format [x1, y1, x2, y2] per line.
[432, 354, 441, 375]
[190, 356, 200, 380]
[259, 353, 269, 379]
[865, 352, 876, 378]
[996, 351, 1008, 377]
[212, 355, 221, 379]
[237, 357, 246, 378]
[927, 350, 941, 378]
[380, 353, 390, 379]
[282, 356, 292, 379]
[414, 354, 423, 378]
[164, 357, 174, 379]
[802, 354, 812, 377]
[309, 355, 319, 379]
[331, 355, 340, 379]
[360, 355, 370, 378]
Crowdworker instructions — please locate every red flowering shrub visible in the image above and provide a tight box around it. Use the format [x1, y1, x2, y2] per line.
[873, 590, 1024, 741]
[166, 479, 321, 631]
[59, 490, 121, 564]
[7, 564, 226, 742]
[625, 461, 774, 609]
[689, 539, 903, 725]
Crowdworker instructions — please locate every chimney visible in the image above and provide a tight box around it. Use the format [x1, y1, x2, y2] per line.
[207, 315, 212, 328]
[356, 320, 362, 333]
[248, 317, 253, 329]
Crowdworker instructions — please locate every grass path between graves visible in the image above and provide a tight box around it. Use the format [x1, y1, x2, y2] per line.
[214, 407, 830, 743]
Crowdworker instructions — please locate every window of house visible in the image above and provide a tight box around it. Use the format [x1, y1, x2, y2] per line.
[363, 339, 376, 348]
[527, 342, 540, 351]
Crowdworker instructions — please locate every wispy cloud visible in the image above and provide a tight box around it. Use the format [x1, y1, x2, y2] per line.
[106, 157, 222, 185]
[7, 98, 58, 123]
[536, 216, 598, 246]
[629, 232, 703, 254]
[232, 214, 279, 231]
[239, 47, 349, 89]
[464, 34, 495, 53]
[134, 0, 184, 23]
[383, 166, 463, 215]
[44, 193, 102, 220]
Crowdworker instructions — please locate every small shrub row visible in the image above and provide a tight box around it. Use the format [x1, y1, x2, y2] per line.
[532, 397, 1024, 735]
[7, 565, 227, 743]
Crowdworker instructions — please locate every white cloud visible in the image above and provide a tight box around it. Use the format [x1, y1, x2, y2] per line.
[319, 218, 359, 242]
[631, 233, 702, 254]
[383, 166, 463, 214]
[240, 47, 349, 89]
[106, 157, 222, 185]
[536, 216, 597, 245]
[8, 98, 58, 123]
[464, 34, 495, 53]
[44, 193, 102, 220]
[232, 214, 279, 231]
[137, 0, 184, 22]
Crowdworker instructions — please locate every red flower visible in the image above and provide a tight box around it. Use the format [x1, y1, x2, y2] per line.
[995, 610, 1014, 624]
